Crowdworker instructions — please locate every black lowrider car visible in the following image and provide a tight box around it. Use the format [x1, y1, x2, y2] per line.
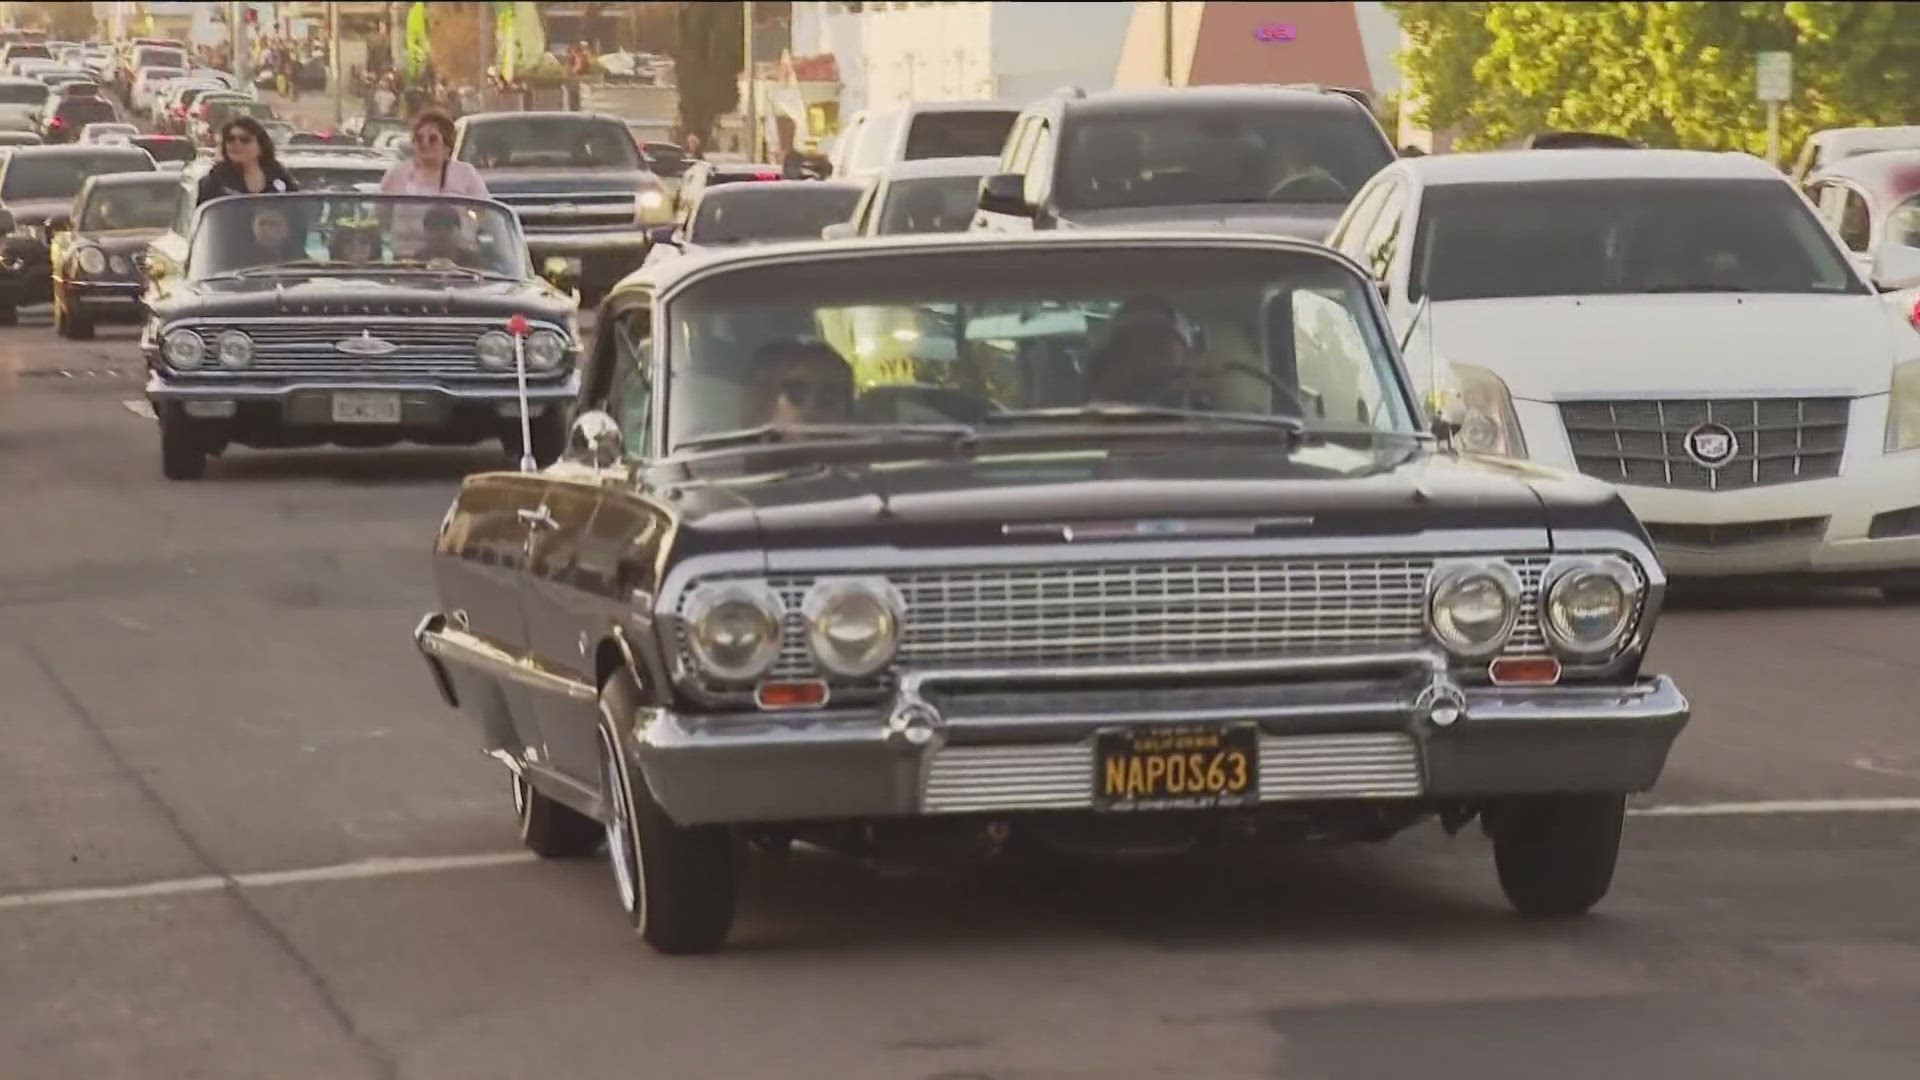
[141, 191, 582, 480]
[412, 232, 1691, 954]
[50, 170, 186, 338]
[0, 142, 154, 322]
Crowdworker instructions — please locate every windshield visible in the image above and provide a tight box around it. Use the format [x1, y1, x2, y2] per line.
[1056, 108, 1393, 211]
[879, 174, 986, 234]
[53, 98, 116, 126]
[135, 49, 186, 70]
[79, 180, 183, 230]
[457, 116, 640, 170]
[1, 151, 153, 200]
[133, 136, 196, 163]
[207, 99, 273, 122]
[1411, 178, 1866, 301]
[138, 66, 184, 83]
[7, 45, 50, 61]
[0, 81, 43, 105]
[664, 247, 1414, 451]
[902, 111, 1017, 161]
[689, 185, 862, 245]
[188, 193, 528, 280]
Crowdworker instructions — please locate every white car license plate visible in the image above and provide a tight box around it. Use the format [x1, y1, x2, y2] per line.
[332, 392, 401, 424]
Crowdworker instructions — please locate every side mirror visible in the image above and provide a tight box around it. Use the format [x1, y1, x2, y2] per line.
[821, 220, 856, 240]
[0, 208, 13, 235]
[567, 409, 626, 470]
[977, 173, 1031, 217]
[1870, 243, 1920, 293]
[646, 224, 676, 246]
[541, 255, 579, 294]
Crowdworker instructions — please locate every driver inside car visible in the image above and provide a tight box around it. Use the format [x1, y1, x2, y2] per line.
[744, 340, 856, 425]
[1086, 297, 1278, 413]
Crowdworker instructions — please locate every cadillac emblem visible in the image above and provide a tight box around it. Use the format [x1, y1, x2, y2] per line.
[334, 330, 399, 358]
[1683, 422, 1739, 468]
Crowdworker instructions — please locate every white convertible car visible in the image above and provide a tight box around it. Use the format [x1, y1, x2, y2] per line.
[1327, 149, 1920, 594]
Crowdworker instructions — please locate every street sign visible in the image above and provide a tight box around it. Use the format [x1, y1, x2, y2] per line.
[1756, 51, 1792, 102]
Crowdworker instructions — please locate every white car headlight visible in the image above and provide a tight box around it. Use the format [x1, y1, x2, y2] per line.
[76, 246, 106, 274]
[162, 328, 205, 369]
[802, 578, 904, 677]
[526, 328, 566, 371]
[1539, 556, 1641, 659]
[684, 581, 786, 682]
[1440, 363, 1528, 457]
[215, 330, 254, 369]
[1887, 357, 1920, 452]
[476, 329, 514, 370]
[1427, 559, 1521, 659]
[638, 188, 665, 211]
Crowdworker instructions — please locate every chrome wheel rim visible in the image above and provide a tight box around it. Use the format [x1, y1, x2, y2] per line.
[602, 735, 639, 916]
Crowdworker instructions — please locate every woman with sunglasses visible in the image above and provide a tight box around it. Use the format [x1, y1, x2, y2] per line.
[196, 116, 300, 207]
[378, 110, 488, 200]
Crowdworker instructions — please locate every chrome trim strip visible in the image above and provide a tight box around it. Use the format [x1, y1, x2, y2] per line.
[417, 620, 597, 703]
[897, 652, 1444, 694]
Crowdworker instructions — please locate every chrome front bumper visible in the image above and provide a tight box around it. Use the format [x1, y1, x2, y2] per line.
[146, 373, 580, 406]
[412, 622, 1691, 828]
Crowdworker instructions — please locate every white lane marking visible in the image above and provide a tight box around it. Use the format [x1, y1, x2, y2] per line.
[121, 399, 156, 419]
[0, 851, 535, 912]
[1630, 797, 1920, 817]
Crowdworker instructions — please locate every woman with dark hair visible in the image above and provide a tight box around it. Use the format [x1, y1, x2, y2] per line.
[378, 109, 488, 199]
[196, 116, 300, 205]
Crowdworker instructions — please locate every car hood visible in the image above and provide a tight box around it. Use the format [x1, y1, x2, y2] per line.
[473, 168, 658, 195]
[656, 440, 1633, 557]
[1428, 293, 1903, 400]
[147, 276, 573, 322]
[1059, 202, 1345, 241]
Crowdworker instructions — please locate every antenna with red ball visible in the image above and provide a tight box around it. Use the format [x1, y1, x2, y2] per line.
[506, 313, 534, 471]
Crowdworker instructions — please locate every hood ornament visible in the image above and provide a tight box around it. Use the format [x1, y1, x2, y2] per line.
[335, 330, 399, 357]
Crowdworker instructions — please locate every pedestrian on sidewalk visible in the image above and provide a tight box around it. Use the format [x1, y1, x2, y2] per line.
[197, 117, 299, 206]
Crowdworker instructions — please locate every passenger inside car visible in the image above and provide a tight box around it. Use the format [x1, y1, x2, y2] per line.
[248, 206, 301, 261]
[745, 341, 856, 425]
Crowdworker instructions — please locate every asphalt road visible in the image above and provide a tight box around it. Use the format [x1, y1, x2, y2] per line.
[5, 311, 1920, 1080]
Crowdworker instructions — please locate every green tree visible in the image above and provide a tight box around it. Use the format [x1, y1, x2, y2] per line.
[671, 1, 745, 147]
[28, 1, 96, 40]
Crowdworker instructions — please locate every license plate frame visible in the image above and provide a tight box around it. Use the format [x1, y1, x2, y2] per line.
[1093, 723, 1260, 813]
[331, 391, 402, 424]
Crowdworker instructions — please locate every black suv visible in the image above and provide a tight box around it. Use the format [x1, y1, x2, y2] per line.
[971, 85, 1394, 241]
[40, 91, 117, 144]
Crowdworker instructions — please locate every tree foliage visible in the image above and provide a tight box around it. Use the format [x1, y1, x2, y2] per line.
[1389, 2, 1920, 159]
[671, 1, 745, 147]
[27, 1, 96, 40]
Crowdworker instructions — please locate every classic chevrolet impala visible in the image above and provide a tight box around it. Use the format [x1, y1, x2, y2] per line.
[413, 232, 1691, 953]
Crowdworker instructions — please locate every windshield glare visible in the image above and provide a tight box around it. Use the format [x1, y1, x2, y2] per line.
[80, 181, 182, 230]
[664, 248, 1413, 451]
[188, 194, 527, 279]
[879, 174, 985, 234]
[690, 186, 862, 245]
[458, 118, 640, 170]
[1, 152, 153, 200]
[1412, 179, 1865, 301]
[1058, 109, 1392, 211]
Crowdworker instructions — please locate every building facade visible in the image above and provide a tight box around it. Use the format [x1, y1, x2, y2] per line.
[1113, 1, 1402, 96]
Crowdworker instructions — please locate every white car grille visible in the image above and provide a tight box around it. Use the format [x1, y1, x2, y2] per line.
[1560, 397, 1848, 490]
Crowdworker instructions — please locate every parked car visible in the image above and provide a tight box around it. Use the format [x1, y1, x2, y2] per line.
[972, 85, 1395, 241]
[1792, 125, 1920, 187]
[140, 192, 581, 479]
[642, 179, 862, 268]
[1328, 148, 1920, 594]
[0, 143, 155, 322]
[410, 229, 1692, 954]
[452, 111, 673, 299]
[50, 171, 187, 338]
[829, 99, 1020, 183]
[825, 155, 998, 238]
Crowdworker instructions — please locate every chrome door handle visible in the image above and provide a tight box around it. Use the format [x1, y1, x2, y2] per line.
[517, 505, 558, 530]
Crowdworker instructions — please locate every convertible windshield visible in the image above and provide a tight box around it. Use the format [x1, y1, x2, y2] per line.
[188, 193, 527, 280]
[665, 247, 1415, 452]
[79, 178, 183, 230]
[1411, 178, 1867, 300]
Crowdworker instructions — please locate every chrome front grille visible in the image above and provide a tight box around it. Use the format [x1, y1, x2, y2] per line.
[174, 321, 555, 380]
[920, 733, 1422, 814]
[681, 555, 1556, 685]
[501, 192, 638, 231]
[1560, 397, 1848, 491]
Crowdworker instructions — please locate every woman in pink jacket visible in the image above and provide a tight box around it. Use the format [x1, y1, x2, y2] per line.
[379, 110, 490, 257]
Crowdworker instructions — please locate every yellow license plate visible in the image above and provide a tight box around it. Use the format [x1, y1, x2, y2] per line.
[1095, 724, 1259, 812]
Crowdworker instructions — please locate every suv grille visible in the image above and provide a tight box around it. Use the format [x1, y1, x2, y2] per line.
[497, 192, 637, 231]
[1559, 398, 1848, 490]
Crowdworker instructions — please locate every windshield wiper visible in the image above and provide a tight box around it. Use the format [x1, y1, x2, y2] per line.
[222, 259, 363, 279]
[674, 421, 977, 453]
[981, 404, 1305, 440]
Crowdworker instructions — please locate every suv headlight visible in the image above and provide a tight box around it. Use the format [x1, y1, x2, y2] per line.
[683, 581, 786, 682]
[1443, 363, 1528, 457]
[1888, 357, 1920, 452]
[1426, 559, 1521, 659]
[76, 246, 106, 275]
[635, 185, 666, 221]
[526, 329, 566, 371]
[802, 578, 904, 677]
[1539, 556, 1641, 659]
[162, 327, 205, 369]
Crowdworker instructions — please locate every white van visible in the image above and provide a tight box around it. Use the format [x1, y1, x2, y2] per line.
[828, 100, 1019, 183]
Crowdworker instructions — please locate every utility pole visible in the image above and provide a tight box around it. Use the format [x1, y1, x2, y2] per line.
[1162, 0, 1174, 87]
[329, 0, 342, 127]
[231, 0, 249, 87]
[743, 0, 758, 161]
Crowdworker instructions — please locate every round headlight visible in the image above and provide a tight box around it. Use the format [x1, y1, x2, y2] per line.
[684, 581, 786, 682]
[526, 329, 566, 371]
[109, 253, 130, 274]
[162, 328, 205, 369]
[476, 329, 514, 370]
[76, 246, 106, 274]
[1427, 560, 1521, 659]
[215, 330, 254, 369]
[802, 578, 904, 677]
[1540, 556, 1641, 658]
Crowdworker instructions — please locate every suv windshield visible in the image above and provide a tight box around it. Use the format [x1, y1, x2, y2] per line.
[690, 184, 862, 245]
[1412, 178, 1866, 301]
[188, 194, 527, 280]
[79, 179, 183, 230]
[458, 116, 640, 170]
[134, 48, 186, 70]
[53, 97, 116, 126]
[1057, 107, 1393, 211]
[1, 150, 153, 200]
[879, 174, 987, 234]
[665, 247, 1414, 450]
[902, 110, 1017, 160]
